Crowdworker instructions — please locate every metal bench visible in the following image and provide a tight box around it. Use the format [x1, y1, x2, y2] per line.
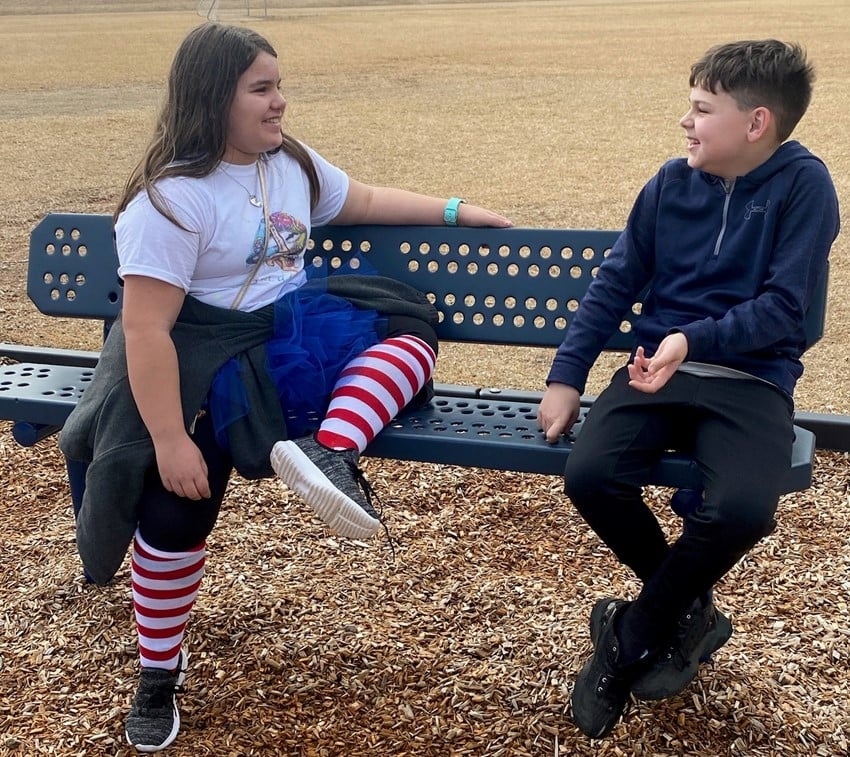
[0, 212, 826, 497]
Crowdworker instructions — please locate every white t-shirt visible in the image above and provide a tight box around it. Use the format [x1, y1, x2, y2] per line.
[115, 146, 349, 311]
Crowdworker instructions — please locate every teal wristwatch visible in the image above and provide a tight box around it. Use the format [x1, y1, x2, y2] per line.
[444, 197, 466, 226]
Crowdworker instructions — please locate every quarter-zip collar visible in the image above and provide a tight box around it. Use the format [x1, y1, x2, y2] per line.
[713, 178, 735, 257]
[699, 141, 823, 260]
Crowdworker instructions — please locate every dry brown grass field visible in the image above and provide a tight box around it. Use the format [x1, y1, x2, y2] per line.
[1, 1, 849, 755]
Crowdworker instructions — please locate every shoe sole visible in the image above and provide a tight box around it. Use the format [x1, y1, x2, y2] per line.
[126, 648, 188, 753]
[271, 440, 380, 540]
[632, 612, 733, 700]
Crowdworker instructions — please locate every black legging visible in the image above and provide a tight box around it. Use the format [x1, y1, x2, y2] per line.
[564, 366, 794, 644]
[138, 314, 438, 552]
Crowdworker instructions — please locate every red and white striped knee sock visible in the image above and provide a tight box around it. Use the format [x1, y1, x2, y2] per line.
[132, 530, 205, 670]
[316, 334, 436, 452]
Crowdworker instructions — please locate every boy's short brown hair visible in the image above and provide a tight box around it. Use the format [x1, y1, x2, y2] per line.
[689, 39, 815, 142]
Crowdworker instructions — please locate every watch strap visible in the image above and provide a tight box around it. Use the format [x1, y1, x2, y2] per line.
[444, 197, 466, 226]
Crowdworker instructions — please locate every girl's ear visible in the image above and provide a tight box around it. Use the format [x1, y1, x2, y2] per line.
[747, 106, 774, 142]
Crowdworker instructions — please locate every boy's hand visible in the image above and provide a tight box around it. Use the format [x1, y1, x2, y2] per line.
[538, 382, 582, 442]
[628, 333, 688, 393]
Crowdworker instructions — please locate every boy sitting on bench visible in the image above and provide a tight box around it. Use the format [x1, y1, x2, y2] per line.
[537, 39, 840, 738]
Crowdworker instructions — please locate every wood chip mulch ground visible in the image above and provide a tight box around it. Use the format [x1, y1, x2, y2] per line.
[1, 427, 848, 756]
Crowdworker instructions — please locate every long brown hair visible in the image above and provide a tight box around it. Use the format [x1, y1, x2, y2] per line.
[114, 23, 320, 226]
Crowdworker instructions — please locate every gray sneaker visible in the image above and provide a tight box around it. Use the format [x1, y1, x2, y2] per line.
[270, 436, 381, 540]
[631, 599, 733, 700]
[125, 649, 188, 753]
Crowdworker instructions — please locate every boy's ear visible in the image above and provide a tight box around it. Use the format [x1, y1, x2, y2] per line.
[747, 106, 774, 142]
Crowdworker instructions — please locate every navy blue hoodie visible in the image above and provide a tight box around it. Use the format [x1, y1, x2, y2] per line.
[547, 141, 840, 397]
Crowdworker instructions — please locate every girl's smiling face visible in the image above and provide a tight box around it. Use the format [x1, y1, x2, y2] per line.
[223, 51, 286, 165]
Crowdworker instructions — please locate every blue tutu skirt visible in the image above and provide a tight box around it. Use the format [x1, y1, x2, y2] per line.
[209, 285, 384, 445]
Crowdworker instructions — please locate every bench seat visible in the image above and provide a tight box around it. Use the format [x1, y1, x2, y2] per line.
[1, 359, 816, 494]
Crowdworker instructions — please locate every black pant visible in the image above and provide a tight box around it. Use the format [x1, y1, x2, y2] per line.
[564, 366, 794, 642]
[138, 314, 438, 552]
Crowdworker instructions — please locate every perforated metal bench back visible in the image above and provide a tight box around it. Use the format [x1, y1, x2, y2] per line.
[28, 215, 628, 349]
[28, 213, 123, 321]
[28, 214, 828, 351]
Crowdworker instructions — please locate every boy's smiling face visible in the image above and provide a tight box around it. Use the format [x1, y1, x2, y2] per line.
[679, 85, 761, 180]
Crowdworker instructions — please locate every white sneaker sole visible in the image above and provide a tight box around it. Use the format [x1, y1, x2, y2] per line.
[270, 440, 380, 540]
[128, 709, 180, 753]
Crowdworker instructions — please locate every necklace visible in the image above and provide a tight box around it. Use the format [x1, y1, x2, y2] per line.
[220, 161, 263, 207]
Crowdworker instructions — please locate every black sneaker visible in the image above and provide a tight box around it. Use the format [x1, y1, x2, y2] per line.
[270, 436, 381, 539]
[631, 599, 733, 700]
[589, 597, 628, 649]
[571, 603, 649, 739]
[125, 649, 188, 753]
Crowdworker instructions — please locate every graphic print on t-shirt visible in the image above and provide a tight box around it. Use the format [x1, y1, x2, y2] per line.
[246, 212, 309, 272]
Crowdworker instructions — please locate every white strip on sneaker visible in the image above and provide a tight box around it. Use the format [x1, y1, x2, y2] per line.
[175, 648, 188, 687]
[271, 440, 380, 539]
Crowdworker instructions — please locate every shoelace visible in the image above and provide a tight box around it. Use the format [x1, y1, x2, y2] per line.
[593, 637, 636, 718]
[663, 608, 709, 670]
[347, 459, 396, 557]
[137, 678, 184, 714]
[346, 460, 380, 518]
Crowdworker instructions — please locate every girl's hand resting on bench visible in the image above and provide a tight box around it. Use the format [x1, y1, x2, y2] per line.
[456, 203, 513, 228]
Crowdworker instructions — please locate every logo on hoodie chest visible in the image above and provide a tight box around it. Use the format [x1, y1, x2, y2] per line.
[744, 199, 772, 220]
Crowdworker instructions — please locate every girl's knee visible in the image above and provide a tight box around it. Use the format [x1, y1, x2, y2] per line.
[385, 316, 438, 354]
[139, 523, 210, 553]
[138, 506, 217, 552]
